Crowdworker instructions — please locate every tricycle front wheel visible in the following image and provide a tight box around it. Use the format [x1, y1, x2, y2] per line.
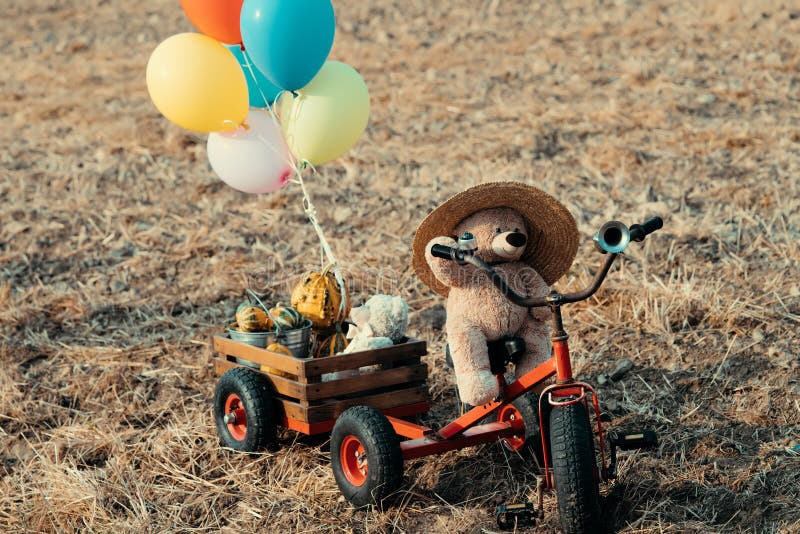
[331, 406, 403, 507]
[549, 401, 602, 534]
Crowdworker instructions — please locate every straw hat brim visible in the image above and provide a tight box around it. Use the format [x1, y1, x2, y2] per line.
[412, 181, 579, 297]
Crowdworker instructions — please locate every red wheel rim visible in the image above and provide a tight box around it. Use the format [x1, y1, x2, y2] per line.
[224, 393, 248, 441]
[340, 435, 368, 486]
[498, 404, 526, 451]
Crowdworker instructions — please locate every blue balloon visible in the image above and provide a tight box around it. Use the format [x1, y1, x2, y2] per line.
[226, 44, 281, 108]
[240, 0, 335, 91]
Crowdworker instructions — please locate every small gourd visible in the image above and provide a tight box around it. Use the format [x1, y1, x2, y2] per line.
[316, 326, 349, 357]
[266, 342, 293, 356]
[269, 304, 304, 329]
[290, 266, 350, 329]
[235, 306, 270, 332]
[261, 343, 295, 379]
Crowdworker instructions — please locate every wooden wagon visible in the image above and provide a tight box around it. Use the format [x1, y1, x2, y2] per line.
[211, 335, 430, 449]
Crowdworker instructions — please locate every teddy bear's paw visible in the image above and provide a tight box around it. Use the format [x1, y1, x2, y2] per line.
[456, 369, 499, 406]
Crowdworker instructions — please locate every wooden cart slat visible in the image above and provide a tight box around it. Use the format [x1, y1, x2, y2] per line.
[212, 335, 430, 426]
[214, 357, 307, 399]
[277, 384, 429, 424]
[300, 339, 427, 376]
[212, 336, 305, 375]
[214, 356, 428, 403]
[303, 362, 428, 400]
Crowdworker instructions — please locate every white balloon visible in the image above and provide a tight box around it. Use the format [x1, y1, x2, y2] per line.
[207, 109, 294, 194]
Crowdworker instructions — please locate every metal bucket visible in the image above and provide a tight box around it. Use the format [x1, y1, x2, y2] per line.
[226, 319, 311, 361]
[275, 319, 312, 358]
[227, 324, 278, 368]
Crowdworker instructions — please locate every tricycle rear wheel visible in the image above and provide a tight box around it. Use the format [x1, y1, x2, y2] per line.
[331, 406, 403, 507]
[497, 393, 544, 464]
[549, 401, 602, 534]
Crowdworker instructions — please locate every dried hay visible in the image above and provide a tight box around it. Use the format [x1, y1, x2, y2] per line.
[1, 0, 799, 532]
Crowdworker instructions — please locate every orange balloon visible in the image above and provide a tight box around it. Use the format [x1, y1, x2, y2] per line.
[180, 0, 244, 45]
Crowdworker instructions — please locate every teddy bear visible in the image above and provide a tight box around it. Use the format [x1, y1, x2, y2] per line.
[342, 294, 409, 354]
[412, 182, 579, 406]
[322, 294, 409, 381]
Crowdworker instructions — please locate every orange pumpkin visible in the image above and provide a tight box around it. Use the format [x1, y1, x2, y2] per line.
[291, 266, 350, 329]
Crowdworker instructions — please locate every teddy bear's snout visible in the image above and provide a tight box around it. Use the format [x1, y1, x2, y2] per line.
[506, 232, 527, 247]
[492, 231, 527, 258]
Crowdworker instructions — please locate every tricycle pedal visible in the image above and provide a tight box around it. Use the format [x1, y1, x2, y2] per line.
[609, 429, 658, 450]
[496, 502, 537, 530]
[606, 429, 658, 479]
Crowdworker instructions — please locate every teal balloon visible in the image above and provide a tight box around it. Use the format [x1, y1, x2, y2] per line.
[226, 44, 281, 108]
[240, 0, 335, 91]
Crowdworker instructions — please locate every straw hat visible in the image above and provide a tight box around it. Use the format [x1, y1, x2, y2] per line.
[412, 181, 579, 297]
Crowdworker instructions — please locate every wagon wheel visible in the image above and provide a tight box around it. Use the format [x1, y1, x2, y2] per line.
[330, 406, 403, 507]
[213, 367, 277, 452]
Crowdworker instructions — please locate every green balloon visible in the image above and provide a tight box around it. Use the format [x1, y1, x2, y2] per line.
[280, 61, 370, 166]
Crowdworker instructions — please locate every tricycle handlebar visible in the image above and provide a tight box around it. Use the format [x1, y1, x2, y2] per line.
[629, 216, 663, 242]
[429, 217, 662, 308]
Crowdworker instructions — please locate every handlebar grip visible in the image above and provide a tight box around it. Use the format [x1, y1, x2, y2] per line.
[629, 216, 663, 242]
[431, 244, 456, 259]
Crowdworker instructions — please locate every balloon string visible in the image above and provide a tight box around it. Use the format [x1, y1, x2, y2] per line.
[290, 166, 349, 323]
[259, 86, 347, 323]
[241, 48, 274, 109]
[241, 74, 349, 324]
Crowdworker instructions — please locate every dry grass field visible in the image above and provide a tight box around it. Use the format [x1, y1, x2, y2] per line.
[2, 0, 800, 532]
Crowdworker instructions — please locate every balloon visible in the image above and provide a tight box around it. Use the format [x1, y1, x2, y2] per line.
[240, 0, 335, 91]
[226, 45, 281, 108]
[180, 0, 244, 44]
[280, 61, 370, 166]
[146, 33, 248, 133]
[207, 109, 294, 194]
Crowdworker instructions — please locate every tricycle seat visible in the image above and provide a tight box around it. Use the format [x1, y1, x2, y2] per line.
[444, 337, 526, 375]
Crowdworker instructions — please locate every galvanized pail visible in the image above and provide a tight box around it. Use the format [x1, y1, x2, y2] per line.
[275, 319, 312, 359]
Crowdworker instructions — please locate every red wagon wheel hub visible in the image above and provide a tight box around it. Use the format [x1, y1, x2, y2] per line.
[340, 435, 368, 486]
[224, 393, 248, 441]
[497, 404, 526, 451]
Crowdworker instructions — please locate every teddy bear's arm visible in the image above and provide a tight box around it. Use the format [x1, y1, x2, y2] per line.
[518, 268, 552, 322]
[425, 236, 468, 288]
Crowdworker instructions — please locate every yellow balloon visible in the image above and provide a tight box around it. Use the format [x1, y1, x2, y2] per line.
[280, 61, 370, 166]
[146, 33, 248, 133]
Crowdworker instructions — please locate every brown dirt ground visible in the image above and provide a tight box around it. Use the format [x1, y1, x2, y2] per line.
[2, 0, 800, 532]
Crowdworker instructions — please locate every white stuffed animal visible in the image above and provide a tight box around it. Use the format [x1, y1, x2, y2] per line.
[342, 294, 409, 353]
[322, 295, 409, 381]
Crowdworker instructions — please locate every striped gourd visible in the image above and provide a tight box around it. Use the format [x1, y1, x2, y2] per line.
[235, 306, 270, 332]
[269, 304, 304, 329]
[316, 328, 348, 357]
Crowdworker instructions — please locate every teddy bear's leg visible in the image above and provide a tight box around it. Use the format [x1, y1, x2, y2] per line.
[515, 315, 552, 392]
[448, 326, 499, 406]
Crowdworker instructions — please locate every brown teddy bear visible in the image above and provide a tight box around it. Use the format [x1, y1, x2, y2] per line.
[412, 182, 579, 406]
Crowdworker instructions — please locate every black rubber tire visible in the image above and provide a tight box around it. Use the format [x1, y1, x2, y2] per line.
[498, 393, 545, 465]
[549, 402, 602, 534]
[331, 406, 403, 507]
[213, 367, 277, 452]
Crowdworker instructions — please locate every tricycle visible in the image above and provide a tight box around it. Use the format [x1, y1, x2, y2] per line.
[211, 216, 663, 534]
